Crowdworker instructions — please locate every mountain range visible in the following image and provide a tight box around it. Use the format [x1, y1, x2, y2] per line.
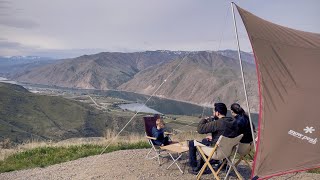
[119, 51, 258, 111]
[0, 56, 56, 77]
[217, 50, 255, 64]
[12, 51, 185, 89]
[10, 50, 259, 112]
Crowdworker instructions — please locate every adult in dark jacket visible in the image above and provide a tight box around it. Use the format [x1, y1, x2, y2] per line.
[230, 103, 255, 144]
[188, 103, 239, 174]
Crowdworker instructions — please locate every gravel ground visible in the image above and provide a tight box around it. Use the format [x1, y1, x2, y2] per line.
[0, 149, 319, 180]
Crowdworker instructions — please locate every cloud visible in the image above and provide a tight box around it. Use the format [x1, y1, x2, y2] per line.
[0, 17, 38, 28]
[0, 0, 318, 58]
[0, 39, 34, 56]
[0, 38, 106, 58]
[0, 0, 10, 7]
[0, 0, 38, 28]
[0, 0, 11, 15]
[0, 40, 23, 48]
[29, 49, 109, 59]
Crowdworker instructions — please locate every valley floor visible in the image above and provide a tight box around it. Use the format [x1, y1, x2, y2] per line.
[0, 149, 318, 180]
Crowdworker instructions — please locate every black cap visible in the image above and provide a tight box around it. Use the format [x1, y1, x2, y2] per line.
[214, 103, 227, 116]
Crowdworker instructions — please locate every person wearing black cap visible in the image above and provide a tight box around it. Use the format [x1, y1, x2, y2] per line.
[188, 102, 239, 175]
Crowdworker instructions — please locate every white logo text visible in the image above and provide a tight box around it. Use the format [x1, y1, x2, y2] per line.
[288, 130, 317, 145]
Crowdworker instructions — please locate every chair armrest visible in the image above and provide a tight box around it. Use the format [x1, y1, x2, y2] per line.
[146, 136, 156, 140]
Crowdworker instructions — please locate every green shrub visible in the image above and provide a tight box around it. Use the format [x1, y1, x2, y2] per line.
[0, 141, 150, 173]
[308, 168, 320, 174]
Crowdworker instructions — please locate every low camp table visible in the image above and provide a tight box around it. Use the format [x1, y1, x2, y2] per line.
[160, 141, 189, 173]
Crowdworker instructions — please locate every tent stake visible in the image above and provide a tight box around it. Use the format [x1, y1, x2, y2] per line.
[231, 2, 256, 150]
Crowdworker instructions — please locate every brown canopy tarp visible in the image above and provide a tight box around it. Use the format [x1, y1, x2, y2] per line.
[235, 5, 320, 179]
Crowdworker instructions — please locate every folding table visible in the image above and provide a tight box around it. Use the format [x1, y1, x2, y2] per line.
[160, 141, 189, 173]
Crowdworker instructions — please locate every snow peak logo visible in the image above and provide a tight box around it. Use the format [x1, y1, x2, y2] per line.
[288, 127, 317, 145]
[303, 126, 315, 134]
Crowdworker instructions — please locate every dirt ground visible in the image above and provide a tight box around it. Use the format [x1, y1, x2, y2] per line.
[0, 149, 318, 180]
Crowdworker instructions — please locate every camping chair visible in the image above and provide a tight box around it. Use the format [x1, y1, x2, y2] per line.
[194, 134, 244, 180]
[235, 142, 254, 169]
[143, 115, 173, 165]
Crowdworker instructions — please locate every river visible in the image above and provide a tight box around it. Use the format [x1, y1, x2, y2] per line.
[118, 103, 161, 114]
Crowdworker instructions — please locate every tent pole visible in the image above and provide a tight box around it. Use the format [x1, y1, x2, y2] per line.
[231, 2, 256, 150]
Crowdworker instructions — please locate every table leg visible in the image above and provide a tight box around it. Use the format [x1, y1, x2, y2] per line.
[167, 153, 183, 173]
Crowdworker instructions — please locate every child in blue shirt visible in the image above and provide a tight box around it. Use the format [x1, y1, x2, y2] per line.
[152, 118, 169, 146]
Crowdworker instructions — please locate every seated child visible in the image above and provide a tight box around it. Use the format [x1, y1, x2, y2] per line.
[152, 118, 170, 146]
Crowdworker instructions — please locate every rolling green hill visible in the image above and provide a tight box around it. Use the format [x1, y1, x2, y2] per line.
[0, 83, 144, 143]
[0, 82, 258, 143]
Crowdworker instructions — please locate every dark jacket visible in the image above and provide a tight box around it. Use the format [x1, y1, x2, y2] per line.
[235, 114, 254, 143]
[151, 126, 165, 146]
[197, 116, 239, 144]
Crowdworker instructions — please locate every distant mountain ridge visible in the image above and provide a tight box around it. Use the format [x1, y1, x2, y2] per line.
[13, 51, 186, 90]
[11, 50, 258, 111]
[217, 50, 255, 64]
[119, 51, 258, 111]
[0, 56, 56, 77]
[0, 56, 52, 60]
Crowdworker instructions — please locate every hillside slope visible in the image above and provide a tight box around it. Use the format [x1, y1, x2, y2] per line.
[11, 50, 259, 111]
[119, 51, 259, 111]
[13, 51, 184, 90]
[0, 83, 144, 142]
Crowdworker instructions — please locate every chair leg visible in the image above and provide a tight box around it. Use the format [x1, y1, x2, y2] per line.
[207, 162, 220, 180]
[224, 158, 243, 180]
[219, 144, 243, 180]
[145, 145, 157, 159]
[196, 147, 220, 180]
[196, 162, 207, 180]
[145, 148, 153, 159]
[145, 142, 162, 166]
[235, 157, 243, 166]
[216, 160, 226, 174]
[226, 157, 250, 180]
[235, 156, 252, 170]
[196, 158, 220, 180]
[157, 149, 161, 166]
[230, 164, 243, 180]
[244, 159, 252, 169]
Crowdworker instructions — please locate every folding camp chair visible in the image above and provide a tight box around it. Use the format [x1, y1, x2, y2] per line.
[235, 142, 254, 169]
[195, 134, 244, 180]
[143, 115, 172, 165]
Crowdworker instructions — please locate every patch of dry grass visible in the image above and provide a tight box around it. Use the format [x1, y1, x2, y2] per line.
[0, 128, 205, 161]
[0, 129, 147, 161]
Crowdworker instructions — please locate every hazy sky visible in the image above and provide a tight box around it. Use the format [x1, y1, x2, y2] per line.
[0, 0, 319, 58]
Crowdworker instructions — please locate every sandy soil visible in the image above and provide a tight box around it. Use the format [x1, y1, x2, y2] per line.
[0, 149, 318, 180]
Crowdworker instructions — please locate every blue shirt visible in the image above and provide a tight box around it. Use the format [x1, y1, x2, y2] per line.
[152, 126, 165, 140]
[151, 126, 167, 146]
